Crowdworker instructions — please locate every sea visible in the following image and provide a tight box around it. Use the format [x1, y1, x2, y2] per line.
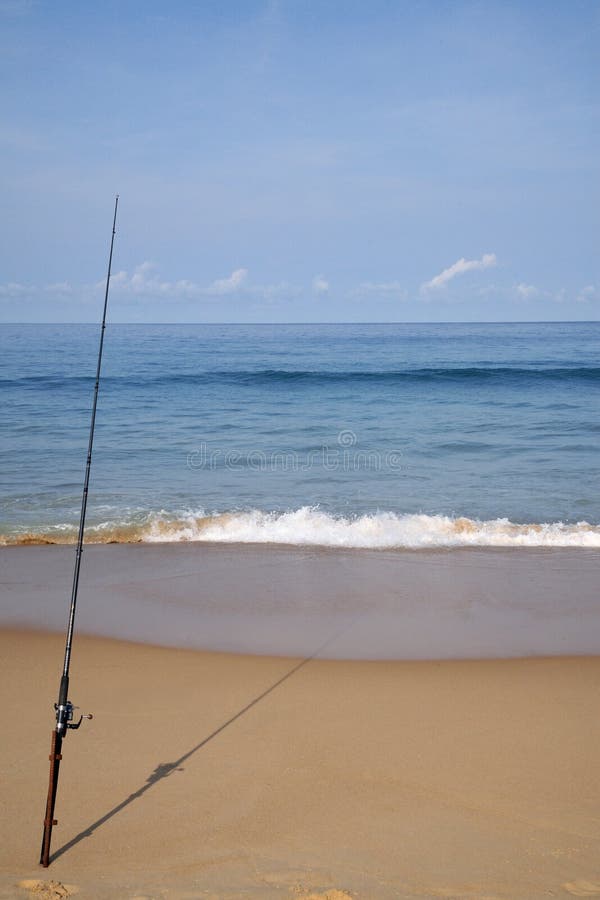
[2, 321, 600, 550]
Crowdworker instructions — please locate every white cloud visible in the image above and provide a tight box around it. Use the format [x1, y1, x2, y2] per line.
[0, 264, 305, 310]
[105, 263, 249, 299]
[208, 268, 248, 295]
[577, 285, 598, 303]
[110, 270, 129, 287]
[107, 263, 300, 304]
[242, 281, 302, 308]
[249, 280, 300, 300]
[515, 282, 539, 299]
[513, 284, 598, 305]
[312, 274, 329, 294]
[44, 282, 73, 294]
[357, 280, 407, 298]
[129, 261, 157, 292]
[421, 253, 497, 292]
[0, 281, 29, 297]
[107, 262, 199, 297]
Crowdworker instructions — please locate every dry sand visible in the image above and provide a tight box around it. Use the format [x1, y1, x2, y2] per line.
[1, 629, 599, 899]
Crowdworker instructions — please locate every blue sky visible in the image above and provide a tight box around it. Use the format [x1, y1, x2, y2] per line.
[1, 0, 598, 322]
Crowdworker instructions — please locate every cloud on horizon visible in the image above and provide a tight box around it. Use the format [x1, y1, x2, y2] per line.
[312, 274, 329, 294]
[109, 262, 200, 298]
[421, 253, 497, 292]
[106, 263, 250, 299]
[515, 282, 539, 299]
[0, 281, 29, 297]
[356, 280, 407, 299]
[3, 261, 597, 320]
[0, 264, 305, 309]
[577, 284, 599, 303]
[208, 268, 248, 295]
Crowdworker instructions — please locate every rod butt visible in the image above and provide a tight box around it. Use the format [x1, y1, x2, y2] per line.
[40, 729, 62, 867]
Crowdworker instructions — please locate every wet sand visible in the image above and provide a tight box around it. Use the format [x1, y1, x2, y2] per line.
[1, 629, 599, 899]
[1, 543, 600, 658]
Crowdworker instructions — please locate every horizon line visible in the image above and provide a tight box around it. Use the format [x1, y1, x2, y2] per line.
[1, 320, 599, 327]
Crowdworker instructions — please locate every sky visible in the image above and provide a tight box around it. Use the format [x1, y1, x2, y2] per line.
[1, 0, 598, 323]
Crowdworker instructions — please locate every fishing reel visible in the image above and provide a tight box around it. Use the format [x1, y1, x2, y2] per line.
[55, 700, 93, 735]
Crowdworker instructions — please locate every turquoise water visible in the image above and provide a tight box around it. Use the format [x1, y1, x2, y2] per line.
[1, 322, 600, 547]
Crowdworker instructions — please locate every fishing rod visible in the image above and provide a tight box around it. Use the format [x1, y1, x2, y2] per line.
[40, 195, 119, 868]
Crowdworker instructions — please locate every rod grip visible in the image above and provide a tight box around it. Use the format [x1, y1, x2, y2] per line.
[40, 729, 63, 867]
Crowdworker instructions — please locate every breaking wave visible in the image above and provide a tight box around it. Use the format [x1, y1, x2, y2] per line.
[2, 507, 600, 549]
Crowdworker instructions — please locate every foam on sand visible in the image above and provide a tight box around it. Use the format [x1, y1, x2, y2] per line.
[3, 506, 600, 549]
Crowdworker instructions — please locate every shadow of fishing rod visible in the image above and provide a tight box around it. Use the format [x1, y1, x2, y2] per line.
[50, 625, 351, 864]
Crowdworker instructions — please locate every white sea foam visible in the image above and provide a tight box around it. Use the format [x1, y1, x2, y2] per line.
[3, 506, 600, 548]
[141, 507, 600, 549]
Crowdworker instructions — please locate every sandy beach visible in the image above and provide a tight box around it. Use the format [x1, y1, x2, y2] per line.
[1, 626, 599, 899]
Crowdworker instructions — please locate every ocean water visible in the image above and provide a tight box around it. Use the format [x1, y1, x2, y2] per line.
[1, 322, 600, 549]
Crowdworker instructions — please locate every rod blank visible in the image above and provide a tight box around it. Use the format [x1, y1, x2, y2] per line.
[39, 195, 119, 868]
